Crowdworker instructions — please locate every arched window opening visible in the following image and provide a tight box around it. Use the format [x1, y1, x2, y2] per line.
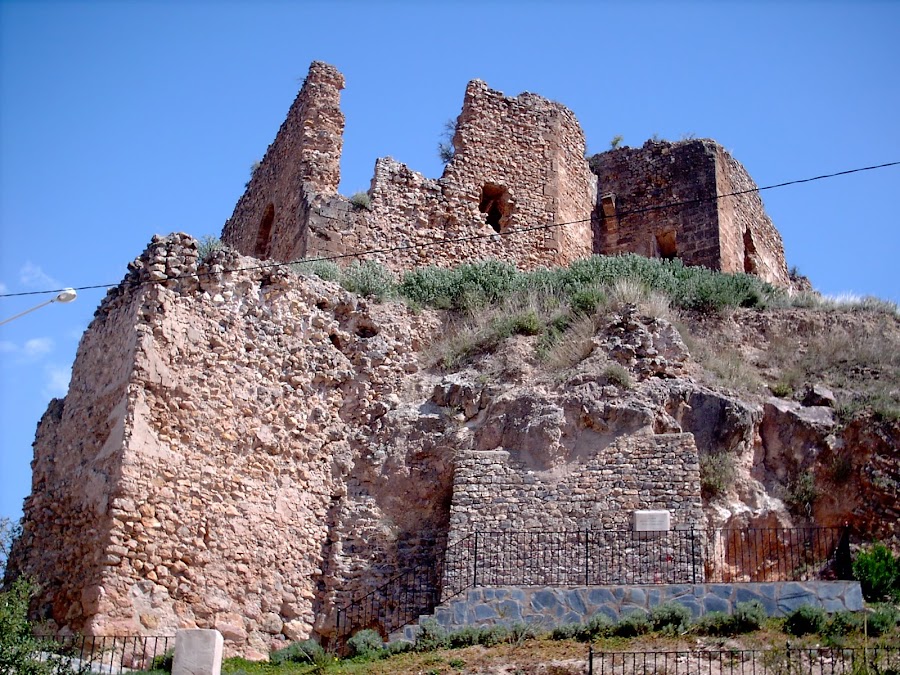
[743, 228, 758, 274]
[655, 229, 678, 260]
[254, 203, 275, 258]
[479, 183, 511, 233]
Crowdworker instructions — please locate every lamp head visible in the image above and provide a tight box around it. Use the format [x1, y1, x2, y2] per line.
[54, 288, 77, 304]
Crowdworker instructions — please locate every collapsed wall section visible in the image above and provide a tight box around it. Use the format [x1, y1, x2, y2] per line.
[221, 63, 595, 274]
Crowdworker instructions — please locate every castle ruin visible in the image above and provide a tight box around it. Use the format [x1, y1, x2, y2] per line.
[6, 62, 809, 657]
[222, 61, 788, 287]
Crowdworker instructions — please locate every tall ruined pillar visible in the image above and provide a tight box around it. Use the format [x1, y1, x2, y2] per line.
[221, 61, 345, 262]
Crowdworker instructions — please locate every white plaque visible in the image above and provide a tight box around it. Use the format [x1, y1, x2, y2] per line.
[633, 510, 671, 532]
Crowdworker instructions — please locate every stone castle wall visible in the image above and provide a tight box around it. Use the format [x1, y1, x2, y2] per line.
[221, 61, 345, 262]
[9, 235, 455, 657]
[221, 62, 787, 287]
[589, 140, 789, 287]
[223, 63, 596, 275]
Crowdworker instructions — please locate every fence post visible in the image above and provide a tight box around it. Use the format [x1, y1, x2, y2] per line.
[584, 530, 590, 586]
[473, 531, 479, 588]
[690, 528, 697, 585]
[588, 644, 593, 675]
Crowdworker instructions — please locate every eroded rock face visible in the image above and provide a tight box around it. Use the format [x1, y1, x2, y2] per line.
[8, 234, 898, 656]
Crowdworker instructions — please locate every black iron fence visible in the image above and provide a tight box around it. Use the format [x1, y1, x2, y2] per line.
[588, 647, 900, 674]
[36, 635, 173, 673]
[334, 534, 474, 642]
[335, 527, 848, 644]
[443, 526, 848, 589]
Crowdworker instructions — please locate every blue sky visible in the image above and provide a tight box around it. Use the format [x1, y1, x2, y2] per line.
[1, 1, 898, 524]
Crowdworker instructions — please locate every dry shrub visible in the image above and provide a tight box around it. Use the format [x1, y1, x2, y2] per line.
[543, 315, 597, 371]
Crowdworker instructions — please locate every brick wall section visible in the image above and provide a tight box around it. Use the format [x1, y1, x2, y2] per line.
[448, 433, 702, 534]
[221, 61, 345, 261]
[590, 139, 789, 287]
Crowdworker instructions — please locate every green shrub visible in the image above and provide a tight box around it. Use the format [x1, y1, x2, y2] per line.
[770, 381, 793, 398]
[784, 605, 827, 636]
[149, 649, 174, 672]
[415, 619, 449, 652]
[570, 287, 606, 315]
[349, 191, 371, 210]
[196, 235, 225, 262]
[786, 471, 820, 517]
[613, 611, 650, 637]
[603, 363, 633, 389]
[649, 602, 692, 635]
[700, 452, 736, 499]
[446, 625, 509, 648]
[550, 623, 580, 641]
[866, 604, 899, 637]
[583, 613, 613, 640]
[732, 600, 767, 633]
[290, 258, 342, 282]
[692, 611, 734, 636]
[340, 261, 394, 301]
[825, 611, 863, 637]
[853, 543, 900, 602]
[346, 628, 383, 659]
[269, 639, 325, 665]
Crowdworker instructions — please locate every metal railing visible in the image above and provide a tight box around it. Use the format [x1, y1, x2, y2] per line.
[444, 526, 848, 588]
[37, 635, 173, 674]
[334, 534, 474, 642]
[335, 526, 848, 644]
[588, 647, 900, 674]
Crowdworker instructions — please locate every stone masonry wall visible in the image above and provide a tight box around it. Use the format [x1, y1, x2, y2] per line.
[221, 61, 345, 261]
[222, 64, 595, 275]
[715, 146, 789, 285]
[8, 275, 148, 635]
[590, 140, 724, 271]
[10, 234, 454, 657]
[449, 433, 702, 534]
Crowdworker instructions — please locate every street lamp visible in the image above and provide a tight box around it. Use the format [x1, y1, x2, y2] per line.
[0, 289, 78, 326]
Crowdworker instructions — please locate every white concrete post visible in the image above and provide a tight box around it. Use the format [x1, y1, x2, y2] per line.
[172, 629, 224, 675]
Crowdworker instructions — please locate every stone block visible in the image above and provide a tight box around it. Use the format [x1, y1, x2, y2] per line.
[701, 595, 730, 614]
[173, 629, 223, 675]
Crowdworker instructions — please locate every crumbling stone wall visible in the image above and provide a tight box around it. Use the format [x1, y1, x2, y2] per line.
[222, 63, 595, 274]
[221, 61, 345, 261]
[9, 234, 454, 657]
[590, 139, 789, 287]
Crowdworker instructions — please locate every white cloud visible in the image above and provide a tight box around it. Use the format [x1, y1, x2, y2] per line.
[0, 281, 7, 294]
[23, 337, 54, 358]
[20, 262, 60, 290]
[43, 363, 71, 398]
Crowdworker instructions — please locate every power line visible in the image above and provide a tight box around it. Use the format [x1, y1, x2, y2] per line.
[1, 160, 897, 300]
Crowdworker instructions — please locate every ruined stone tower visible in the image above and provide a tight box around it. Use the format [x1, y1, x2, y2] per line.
[590, 140, 790, 287]
[221, 61, 346, 262]
[222, 62, 596, 273]
[221, 61, 788, 288]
